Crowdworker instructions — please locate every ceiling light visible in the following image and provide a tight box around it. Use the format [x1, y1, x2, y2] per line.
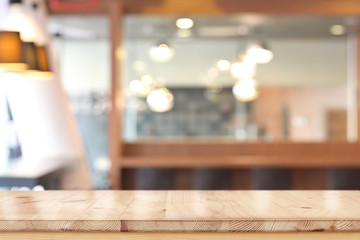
[128, 75, 156, 98]
[147, 88, 174, 112]
[129, 79, 147, 97]
[330, 24, 347, 35]
[176, 18, 194, 29]
[232, 78, 259, 102]
[0, 31, 27, 72]
[149, 43, 174, 63]
[230, 61, 256, 79]
[246, 43, 274, 64]
[216, 59, 230, 71]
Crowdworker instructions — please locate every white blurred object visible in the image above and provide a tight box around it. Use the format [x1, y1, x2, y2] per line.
[129, 74, 156, 98]
[147, 88, 174, 112]
[216, 59, 230, 71]
[0, 84, 7, 169]
[32, 185, 45, 191]
[94, 157, 111, 172]
[232, 78, 259, 102]
[149, 43, 174, 62]
[1, 2, 44, 44]
[140, 74, 156, 89]
[230, 61, 256, 79]
[330, 24, 347, 36]
[176, 18, 194, 29]
[246, 43, 274, 64]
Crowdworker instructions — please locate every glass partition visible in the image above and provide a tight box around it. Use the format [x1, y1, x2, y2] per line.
[49, 16, 111, 189]
[122, 15, 357, 142]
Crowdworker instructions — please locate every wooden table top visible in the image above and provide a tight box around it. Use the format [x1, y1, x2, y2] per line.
[0, 191, 360, 233]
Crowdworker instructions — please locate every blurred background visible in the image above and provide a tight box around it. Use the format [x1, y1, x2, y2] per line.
[1, 0, 360, 190]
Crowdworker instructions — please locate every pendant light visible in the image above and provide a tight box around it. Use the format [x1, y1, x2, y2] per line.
[232, 78, 259, 102]
[0, 31, 27, 72]
[21, 44, 53, 80]
[149, 43, 175, 63]
[246, 43, 274, 64]
[146, 88, 174, 112]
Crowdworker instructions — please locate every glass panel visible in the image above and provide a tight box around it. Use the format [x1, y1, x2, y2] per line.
[49, 16, 111, 189]
[123, 15, 357, 142]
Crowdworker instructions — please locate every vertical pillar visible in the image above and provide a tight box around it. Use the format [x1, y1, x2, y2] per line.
[108, 0, 123, 189]
[346, 28, 358, 142]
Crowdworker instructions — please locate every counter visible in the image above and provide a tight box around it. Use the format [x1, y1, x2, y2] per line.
[0, 191, 359, 239]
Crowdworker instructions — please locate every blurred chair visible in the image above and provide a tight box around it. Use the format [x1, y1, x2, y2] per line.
[328, 168, 360, 190]
[136, 168, 175, 190]
[193, 168, 232, 190]
[252, 168, 291, 190]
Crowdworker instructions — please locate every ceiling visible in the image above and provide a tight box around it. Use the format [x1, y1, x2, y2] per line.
[124, 15, 358, 39]
[49, 15, 351, 88]
[49, 15, 359, 40]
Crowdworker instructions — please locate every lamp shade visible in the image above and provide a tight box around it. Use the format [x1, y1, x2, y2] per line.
[36, 46, 51, 72]
[23, 42, 38, 70]
[21, 45, 53, 80]
[0, 31, 27, 71]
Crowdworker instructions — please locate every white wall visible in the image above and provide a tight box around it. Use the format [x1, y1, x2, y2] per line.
[53, 39, 110, 94]
[124, 38, 347, 88]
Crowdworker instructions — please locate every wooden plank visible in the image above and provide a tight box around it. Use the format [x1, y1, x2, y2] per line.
[46, 0, 111, 15]
[1, 191, 360, 232]
[358, 35, 360, 141]
[123, 142, 360, 156]
[0, 232, 359, 240]
[108, 0, 123, 190]
[47, 0, 360, 15]
[121, 155, 360, 168]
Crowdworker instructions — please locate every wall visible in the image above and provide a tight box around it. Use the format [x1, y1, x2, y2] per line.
[124, 38, 347, 88]
[255, 86, 347, 141]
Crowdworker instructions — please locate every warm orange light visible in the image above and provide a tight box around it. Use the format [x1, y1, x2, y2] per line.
[0, 31, 27, 72]
[36, 46, 51, 72]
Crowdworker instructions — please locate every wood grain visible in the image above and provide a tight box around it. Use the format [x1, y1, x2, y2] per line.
[47, 0, 360, 15]
[123, 142, 360, 156]
[0, 232, 359, 240]
[108, 0, 123, 190]
[121, 155, 360, 168]
[0, 191, 360, 232]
